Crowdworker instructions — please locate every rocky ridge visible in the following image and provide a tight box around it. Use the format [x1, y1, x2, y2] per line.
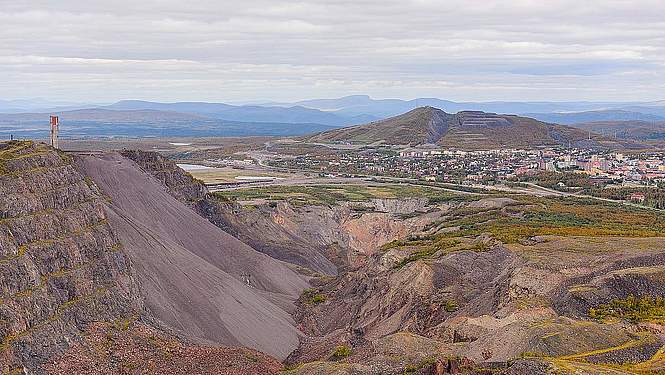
[0, 141, 141, 373]
[119, 149, 207, 205]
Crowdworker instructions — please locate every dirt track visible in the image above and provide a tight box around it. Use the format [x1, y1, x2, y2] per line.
[76, 152, 309, 360]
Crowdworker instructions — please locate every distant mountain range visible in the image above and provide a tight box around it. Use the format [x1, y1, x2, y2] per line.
[101, 100, 370, 126]
[290, 95, 639, 118]
[0, 108, 339, 139]
[308, 107, 641, 150]
[0, 98, 103, 113]
[1, 95, 665, 140]
[525, 110, 665, 125]
[568, 121, 665, 141]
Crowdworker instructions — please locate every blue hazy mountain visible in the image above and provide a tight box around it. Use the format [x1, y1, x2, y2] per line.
[567, 120, 665, 141]
[526, 110, 665, 125]
[2, 96, 665, 139]
[0, 99, 99, 113]
[293, 95, 639, 118]
[101, 101, 368, 126]
[0, 108, 338, 139]
[103, 100, 235, 114]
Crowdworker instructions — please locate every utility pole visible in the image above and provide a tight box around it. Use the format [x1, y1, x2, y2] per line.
[50, 115, 59, 149]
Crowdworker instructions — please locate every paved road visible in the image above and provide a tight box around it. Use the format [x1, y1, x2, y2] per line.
[520, 182, 664, 212]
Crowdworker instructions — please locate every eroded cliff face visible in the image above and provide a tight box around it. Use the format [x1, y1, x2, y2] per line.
[0, 143, 301, 373]
[0, 141, 140, 373]
[201, 198, 441, 275]
[286, 199, 665, 374]
[75, 152, 308, 361]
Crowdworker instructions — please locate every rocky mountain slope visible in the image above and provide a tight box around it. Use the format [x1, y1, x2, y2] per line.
[0, 141, 141, 373]
[309, 106, 638, 149]
[309, 106, 454, 145]
[0, 141, 307, 373]
[119, 149, 208, 205]
[5, 143, 665, 374]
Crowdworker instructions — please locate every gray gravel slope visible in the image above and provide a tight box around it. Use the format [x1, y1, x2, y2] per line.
[76, 152, 308, 360]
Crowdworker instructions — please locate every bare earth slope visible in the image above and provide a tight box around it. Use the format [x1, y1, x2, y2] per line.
[76, 152, 309, 360]
[284, 196, 665, 373]
[202, 199, 436, 275]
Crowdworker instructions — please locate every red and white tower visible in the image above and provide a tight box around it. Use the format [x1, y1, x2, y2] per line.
[50, 115, 59, 149]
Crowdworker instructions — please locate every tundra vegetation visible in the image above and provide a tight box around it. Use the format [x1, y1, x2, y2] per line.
[213, 184, 477, 206]
[590, 295, 665, 324]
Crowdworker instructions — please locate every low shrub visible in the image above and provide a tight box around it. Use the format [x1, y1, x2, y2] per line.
[330, 345, 352, 359]
[308, 294, 327, 305]
[302, 288, 327, 305]
[443, 300, 459, 312]
[589, 295, 665, 324]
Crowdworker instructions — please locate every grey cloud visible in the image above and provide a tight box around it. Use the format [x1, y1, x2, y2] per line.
[0, 0, 664, 102]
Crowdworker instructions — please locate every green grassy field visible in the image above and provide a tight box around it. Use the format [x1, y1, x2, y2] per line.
[212, 184, 477, 206]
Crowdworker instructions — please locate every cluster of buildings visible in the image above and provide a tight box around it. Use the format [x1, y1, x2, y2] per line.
[536, 150, 665, 185]
[271, 146, 665, 186]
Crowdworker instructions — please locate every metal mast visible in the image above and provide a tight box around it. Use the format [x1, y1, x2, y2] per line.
[50, 115, 59, 149]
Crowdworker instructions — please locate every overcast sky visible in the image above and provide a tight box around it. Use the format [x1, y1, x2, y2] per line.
[1, 0, 664, 103]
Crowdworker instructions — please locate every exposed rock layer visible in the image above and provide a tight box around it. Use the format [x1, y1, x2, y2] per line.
[203, 199, 437, 274]
[0, 141, 140, 373]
